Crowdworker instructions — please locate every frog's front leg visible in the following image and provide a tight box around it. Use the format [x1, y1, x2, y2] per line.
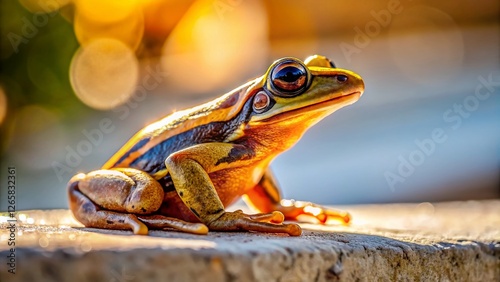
[68, 168, 207, 235]
[165, 143, 301, 236]
[243, 169, 351, 224]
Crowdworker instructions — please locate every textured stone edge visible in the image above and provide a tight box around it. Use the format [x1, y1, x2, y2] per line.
[1, 233, 499, 282]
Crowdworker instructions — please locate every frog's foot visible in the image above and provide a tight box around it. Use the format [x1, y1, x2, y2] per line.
[278, 200, 351, 225]
[137, 215, 209, 235]
[68, 176, 149, 235]
[233, 209, 285, 223]
[207, 210, 302, 236]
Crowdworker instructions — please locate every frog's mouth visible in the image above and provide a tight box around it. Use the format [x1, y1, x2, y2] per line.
[259, 91, 361, 124]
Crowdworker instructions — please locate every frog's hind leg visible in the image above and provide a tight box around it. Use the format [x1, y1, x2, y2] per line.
[68, 173, 149, 235]
[137, 215, 209, 235]
[67, 168, 165, 235]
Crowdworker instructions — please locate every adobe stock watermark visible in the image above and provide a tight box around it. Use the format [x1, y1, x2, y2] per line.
[385, 73, 500, 191]
[52, 64, 169, 182]
[339, 0, 413, 63]
[213, 0, 244, 20]
[7, 0, 65, 53]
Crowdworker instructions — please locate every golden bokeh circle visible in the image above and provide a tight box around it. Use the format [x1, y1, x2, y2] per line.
[161, 0, 269, 94]
[70, 38, 139, 110]
[74, 0, 139, 23]
[73, 3, 144, 50]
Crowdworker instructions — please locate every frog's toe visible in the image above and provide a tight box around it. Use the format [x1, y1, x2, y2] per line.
[279, 200, 352, 225]
[130, 219, 149, 235]
[238, 219, 302, 236]
[303, 207, 351, 225]
[138, 215, 209, 235]
[208, 211, 301, 236]
[323, 209, 351, 225]
[248, 211, 284, 223]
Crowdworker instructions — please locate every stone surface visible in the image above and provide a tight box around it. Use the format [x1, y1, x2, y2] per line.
[1, 200, 499, 281]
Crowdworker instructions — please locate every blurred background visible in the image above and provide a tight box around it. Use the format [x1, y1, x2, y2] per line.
[0, 0, 498, 210]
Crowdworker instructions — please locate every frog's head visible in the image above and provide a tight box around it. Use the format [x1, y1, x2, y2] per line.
[243, 55, 364, 147]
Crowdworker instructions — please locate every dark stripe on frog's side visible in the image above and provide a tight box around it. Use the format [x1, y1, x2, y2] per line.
[128, 96, 255, 181]
[105, 83, 254, 169]
[215, 146, 255, 166]
[112, 137, 151, 168]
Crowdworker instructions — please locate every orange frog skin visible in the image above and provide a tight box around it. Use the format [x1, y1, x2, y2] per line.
[67, 55, 365, 236]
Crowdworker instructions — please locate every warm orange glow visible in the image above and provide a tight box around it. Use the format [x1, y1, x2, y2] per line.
[74, 0, 139, 23]
[161, 0, 269, 94]
[142, 0, 194, 41]
[73, 0, 144, 50]
[70, 38, 139, 110]
[0, 87, 6, 126]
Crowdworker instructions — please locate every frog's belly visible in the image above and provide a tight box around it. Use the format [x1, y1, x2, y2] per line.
[157, 166, 263, 222]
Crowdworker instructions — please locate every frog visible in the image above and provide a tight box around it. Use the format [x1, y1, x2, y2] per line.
[68, 55, 365, 236]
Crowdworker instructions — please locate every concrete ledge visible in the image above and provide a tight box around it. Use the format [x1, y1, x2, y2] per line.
[1, 200, 499, 281]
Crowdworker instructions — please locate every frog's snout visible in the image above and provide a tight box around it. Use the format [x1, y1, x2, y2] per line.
[358, 77, 365, 96]
[348, 72, 365, 97]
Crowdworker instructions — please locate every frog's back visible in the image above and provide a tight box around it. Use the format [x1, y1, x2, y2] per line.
[102, 81, 255, 175]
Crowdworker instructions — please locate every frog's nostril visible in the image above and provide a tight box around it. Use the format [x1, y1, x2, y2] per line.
[336, 75, 348, 83]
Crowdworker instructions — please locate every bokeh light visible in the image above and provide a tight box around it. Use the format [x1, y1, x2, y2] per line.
[161, 0, 269, 94]
[70, 38, 139, 110]
[142, 0, 194, 45]
[75, 0, 138, 23]
[73, 0, 144, 50]
[0, 87, 6, 126]
[388, 6, 464, 86]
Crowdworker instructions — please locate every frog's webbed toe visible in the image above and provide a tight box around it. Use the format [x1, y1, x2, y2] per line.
[207, 211, 302, 236]
[233, 209, 285, 223]
[279, 200, 351, 225]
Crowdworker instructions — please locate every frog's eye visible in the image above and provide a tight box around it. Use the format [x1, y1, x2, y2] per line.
[270, 60, 308, 96]
[253, 91, 271, 113]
